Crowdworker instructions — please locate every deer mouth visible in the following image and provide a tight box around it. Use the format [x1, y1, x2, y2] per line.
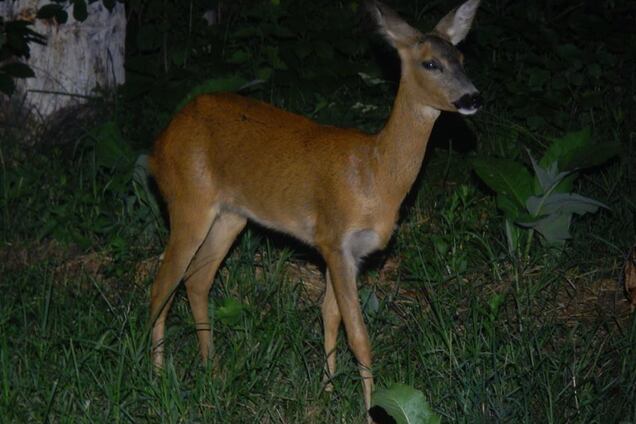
[453, 92, 483, 115]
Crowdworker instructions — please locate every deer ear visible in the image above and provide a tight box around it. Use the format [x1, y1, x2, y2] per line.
[434, 0, 480, 45]
[367, 1, 422, 49]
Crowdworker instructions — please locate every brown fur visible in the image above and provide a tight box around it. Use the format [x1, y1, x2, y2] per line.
[147, 1, 481, 419]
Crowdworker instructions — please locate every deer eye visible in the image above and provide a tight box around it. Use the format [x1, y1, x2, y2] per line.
[421, 60, 441, 71]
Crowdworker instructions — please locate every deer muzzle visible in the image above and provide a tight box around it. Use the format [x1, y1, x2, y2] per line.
[453, 92, 483, 115]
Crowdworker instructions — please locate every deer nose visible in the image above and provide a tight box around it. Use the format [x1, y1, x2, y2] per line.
[453, 92, 483, 115]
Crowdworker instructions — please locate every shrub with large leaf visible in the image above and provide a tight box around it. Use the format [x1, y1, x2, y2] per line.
[370, 384, 441, 424]
[0, 1, 120, 96]
[0, 18, 45, 95]
[472, 129, 619, 257]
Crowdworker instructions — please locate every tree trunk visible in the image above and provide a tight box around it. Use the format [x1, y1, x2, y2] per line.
[1, 1, 125, 129]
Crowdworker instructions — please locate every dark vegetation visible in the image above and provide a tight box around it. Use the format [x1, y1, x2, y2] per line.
[1, 0, 635, 422]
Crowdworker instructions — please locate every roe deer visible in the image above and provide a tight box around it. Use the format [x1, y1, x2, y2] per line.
[148, 0, 482, 418]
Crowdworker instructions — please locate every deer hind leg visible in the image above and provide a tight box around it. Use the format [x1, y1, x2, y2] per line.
[184, 212, 246, 363]
[322, 248, 373, 414]
[150, 202, 219, 369]
[321, 269, 342, 392]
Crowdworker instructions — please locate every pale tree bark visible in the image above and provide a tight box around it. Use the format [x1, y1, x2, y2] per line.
[1, 0, 125, 124]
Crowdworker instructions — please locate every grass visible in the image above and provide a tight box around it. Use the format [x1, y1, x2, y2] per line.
[1, 104, 634, 423]
[1, 2, 635, 416]
[1, 6, 634, 424]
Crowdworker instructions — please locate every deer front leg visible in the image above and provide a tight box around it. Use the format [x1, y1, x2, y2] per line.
[322, 249, 373, 417]
[321, 270, 342, 392]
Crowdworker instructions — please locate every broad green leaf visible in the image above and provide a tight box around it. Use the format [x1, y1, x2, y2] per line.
[0, 73, 16, 96]
[528, 152, 570, 194]
[133, 155, 150, 189]
[560, 142, 621, 171]
[264, 46, 287, 70]
[504, 219, 521, 255]
[91, 121, 133, 169]
[432, 235, 449, 256]
[170, 49, 186, 67]
[5, 20, 44, 56]
[102, 0, 116, 12]
[528, 68, 549, 90]
[359, 287, 379, 317]
[526, 192, 607, 217]
[73, 0, 88, 22]
[215, 298, 245, 325]
[540, 128, 591, 170]
[555, 43, 582, 61]
[256, 67, 273, 81]
[1, 62, 34, 78]
[522, 213, 572, 244]
[37, 4, 68, 24]
[133, 154, 162, 218]
[515, 211, 544, 224]
[472, 158, 533, 209]
[175, 76, 248, 112]
[488, 293, 505, 319]
[37, 4, 61, 19]
[530, 153, 554, 192]
[371, 384, 441, 424]
[551, 173, 577, 194]
[496, 193, 523, 220]
[232, 27, 261, 39]
[227, 49, 249, 64]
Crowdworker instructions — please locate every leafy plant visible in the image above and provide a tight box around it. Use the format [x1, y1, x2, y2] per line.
[123, 0, 369, 122]
[36, 0, 120, 23]
[215, 297, 248, 327]
[0, 1, 125, 96]
[370, 384, 441, 424]
[472, 129, 620, 257]
[132, 154, 164, 240]
[0, 18, 44, 95]
[174, 76, 248, 112]
[478, 292, 505, 339]
[430, 185, 480, 276]
[471, 1, 633, 133]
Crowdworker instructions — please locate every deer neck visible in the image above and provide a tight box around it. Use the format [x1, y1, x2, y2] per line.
[375, 83, 440, 197]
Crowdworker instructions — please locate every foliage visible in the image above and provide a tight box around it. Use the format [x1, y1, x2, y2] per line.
[215, 297, 248, 326]
[132, 154, 163, 234]
[174, 76, 248, 112]
[472, 1, 635, 133]
[371, 384, 441, 424]
[0, 115, 160, 249]
[36, 0, 122, 23]
[398, 181, 494, 287]
[0, 18, 44, 95]
[472, 129, 620, 257]
[0, 0, 124, 96]
[124, 0, 371, 123]
[1, 0, 634, 423]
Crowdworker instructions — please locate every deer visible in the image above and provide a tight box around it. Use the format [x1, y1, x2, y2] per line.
[148, 0, 482, 419]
